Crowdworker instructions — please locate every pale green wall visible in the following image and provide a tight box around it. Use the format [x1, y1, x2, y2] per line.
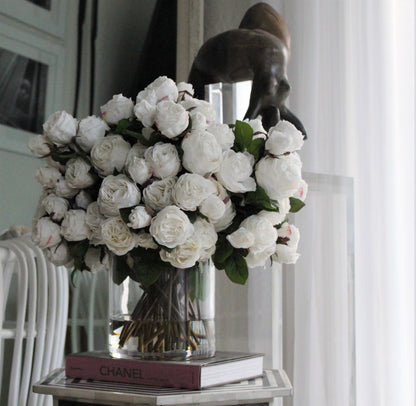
[0, 150, 42, 231]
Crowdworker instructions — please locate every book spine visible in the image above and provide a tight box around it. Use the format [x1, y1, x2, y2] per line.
[65, 356, 201, 389]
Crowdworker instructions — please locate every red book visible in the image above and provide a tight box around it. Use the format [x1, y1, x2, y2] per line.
[65, 351, 264, 389]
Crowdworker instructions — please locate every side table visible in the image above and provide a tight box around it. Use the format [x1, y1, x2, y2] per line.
[33, 368, 292, 406]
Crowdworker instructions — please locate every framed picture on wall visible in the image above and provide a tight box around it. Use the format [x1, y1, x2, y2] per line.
[0, 23, 65, 155]
[0, 0, 67, 38]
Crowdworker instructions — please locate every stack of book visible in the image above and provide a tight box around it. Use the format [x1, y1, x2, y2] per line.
[65, 350, 264, 390]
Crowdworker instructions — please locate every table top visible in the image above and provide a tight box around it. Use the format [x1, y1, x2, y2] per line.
[33, 368, 292, 405]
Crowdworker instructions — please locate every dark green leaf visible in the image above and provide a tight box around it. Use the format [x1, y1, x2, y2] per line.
[115, 118, 132, 132]
[289, 197, 306, 213]
[112, 255, 130, 285]
[68, 240, 89, 271]
[233, 120, 253, 152]
[119, 206, 136, 225]
[213, 239, 233, 269]
[247, 137, 265, 161]
[186, 211, 198, 224]
[224, 254, 249, 285]
[245, 185, 279, 212]
[50, 150, 79, 165]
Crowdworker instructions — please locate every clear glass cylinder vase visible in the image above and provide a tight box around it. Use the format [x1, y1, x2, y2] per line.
[109, 259, 216, 360]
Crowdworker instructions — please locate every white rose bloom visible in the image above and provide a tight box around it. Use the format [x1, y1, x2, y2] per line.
[84, 247, 110, 273]
[127, 206, 152, 229]
[193, 218, 218, 260]
[32, 217, 62, 249]
[149, 205, 194, 248]
[240, 215, 278, 267]
[35, 167, 63, 189]
[41, 194, 69, 221]
[65, 158, 95, 189]
[181, 130, 222, 175]
[160, 236, 201, 269]
[177, 82, 194, 99]
[244, 117, 267, 139]
[55, 178, 79, 198]
[173, 173, 217, 211]
[75, 190, 93, 209]
[215, 150, 256, 193]
[136, 76, 178, 104]
[43, 110, 78, 146]
[45, 241, 72, 266]
[28, 134, 51, 156]
[199, 195, 226, 221]
[142, 177, 176, 211]
[189, 110, 209, 130]
[181, 99, 216, 125]
[134, 99, 157, 127]
[44, 156, 66, 171]
[226, 227, 255, 249]
[127, 141, 147, 159]
[266, 120, 304, 156]
[155, 101, 189, 138]
[293, 179, 308, 201]
[207, 123, 235, 150]
[142, 127, 154, 141]
[86, 202, 105, 245]
[144, 142, 181, 179]
[76, 115, 109, 152]
[61, 210, 90, 241]
[278, 223, 300, 248]
[136, 231, 158, 249]
[90, 134, 130, 176]
[258, 197, 290, 226]
[208, 178, 236, 232]
[101, 217, 138, 255]
[273, 244, 300, 264]
[255, 153, 302, 200]
[100, 94, 133, 124]
[97, 174, 141, 217]
[127, 157, 152, 185]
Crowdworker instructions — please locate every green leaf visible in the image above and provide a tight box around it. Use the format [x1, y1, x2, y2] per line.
[224, 254, 249, 285]
[245, 185, 279, 212]
[213, 239, 233, 269]
[115, 118, 132, 132]
[112, 255, 130, 285]
[129, 247, 165, 287]
[119, 206, 135, 225]
[68, 240, 89, 271]
[233, 120, 253, 152]
[186, 211, 198, 224]
[50, 150, 79, 165]
[247, 137, 265, 161]
[289, 197, 306, 213]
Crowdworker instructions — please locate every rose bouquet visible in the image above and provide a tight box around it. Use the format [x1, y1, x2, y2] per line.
[29, 76, 307, 357]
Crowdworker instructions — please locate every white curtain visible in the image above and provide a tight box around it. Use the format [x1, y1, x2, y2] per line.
[282, 0, 415, 405]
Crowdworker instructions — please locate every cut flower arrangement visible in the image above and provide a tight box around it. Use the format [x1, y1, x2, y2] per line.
[29, 76, 307, 358]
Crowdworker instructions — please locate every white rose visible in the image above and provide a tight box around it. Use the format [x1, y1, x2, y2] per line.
[35, 167, 63, 189]
[61, 210, 90, 241]
[273, 244, 300, 264]
[127, 141, 147, 159]
[75, 115, 109, 152]
[127, 157, 152, 185]
[177, 82, 194, 99]
[75, 190, 93, 209]
[142, 177, 176, 212]
[45, 241, 72, 266]
[144, 142, 181, 179]
[65, 158, 95, 189]
[134, 99, 156, 127]
[199, 195, 226, 221]
[55, 179, 79, 198]
[293, 179, 308, 201]
[136, 76, 178, 104]
[173, 173, 217, 211]
[258, 198, 290, 226]
[208, 179, 236, 232]
[90, 134, 130, 176]
[160, 236, 201, 269]
[244, 117, 267, 139]
[207, 123, 235, 150]
[43, 110, 78, 146]
[149, 205, 194, 248]
[193, 218, 218, 260]
[100, 94, 133, 124]
[226, 227, 255, 249]
[266, 120, 304, 156]
[155, 101, 189, 138]
[44, 156, 65, 171]
[278, 223, 300, 249]
[101, 217, 138, 255]
[215, 150, 256, 193]
[84, 247, 110, 273]
[127, 206, 152, 229]
[41, 194, 69, 221]
[240, 215, 278, 267]
[181, 99, 216, 125]
[97, 174, 141, 217]
[181, 130, 222, 175]
[189, 110, 209, 130]
[28, 134, 51, 156]
[86, 202, 105, 245]
[32, 217, 62, 249]
[255, 153, 302, 200]
[136, 231, 158, 249]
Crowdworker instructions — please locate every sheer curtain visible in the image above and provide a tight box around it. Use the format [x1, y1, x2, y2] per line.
[282, 0, 415, 405]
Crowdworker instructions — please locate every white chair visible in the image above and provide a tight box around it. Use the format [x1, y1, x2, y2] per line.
[0, 234, 69, 406]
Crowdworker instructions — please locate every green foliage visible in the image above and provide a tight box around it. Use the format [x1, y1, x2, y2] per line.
[289, 197, 306, 213]
[233, 120, 265, 161]
[224, 254, 249, 285]
[112, 255, 130, 285]
[212, 238, 233, 270]
[50, 150, 79, 165]
[67, 240, 89, 271]
[245, 185, 279, 212]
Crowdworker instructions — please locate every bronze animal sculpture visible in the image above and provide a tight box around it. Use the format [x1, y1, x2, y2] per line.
[188, 2, 306, 136]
